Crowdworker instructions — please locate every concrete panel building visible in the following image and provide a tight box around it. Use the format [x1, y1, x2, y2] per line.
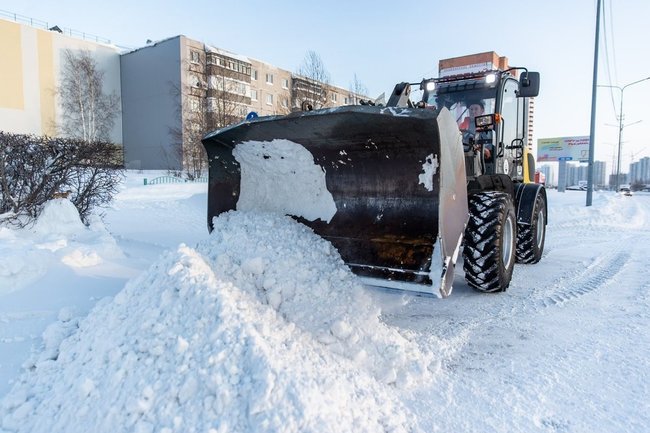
[630, 156, 650, 184]
[121, 37, 260, 170]
[2, 12, 366, 171]
[0, 17, 122, 143]
[593, 160, 607, 187]
[120, 36, 184, 170]
[249, 59, 292, 116]
[439, 51, 510, 77]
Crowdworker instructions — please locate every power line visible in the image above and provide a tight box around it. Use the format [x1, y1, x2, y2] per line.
[601, 0, 618, 117]
[608, 0, 619, 85]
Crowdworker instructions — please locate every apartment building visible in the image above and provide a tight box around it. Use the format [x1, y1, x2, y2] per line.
[593, 160, 607, 187]
[249, 59, 292, 116]
[2, 12, 365, 171]
[0, 16, 122, 143]
[630, 156, 650, 184]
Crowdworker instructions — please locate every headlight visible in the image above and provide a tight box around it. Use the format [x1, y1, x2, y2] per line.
[425, 81, 436, 91]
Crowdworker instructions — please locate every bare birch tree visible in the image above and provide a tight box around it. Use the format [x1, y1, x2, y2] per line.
[349, 73, 369, 105]
[169, 57, 247, 180]
[58, 49, 120, 142]
[294, 51, 330, 111]
[168, 79, 208, 180]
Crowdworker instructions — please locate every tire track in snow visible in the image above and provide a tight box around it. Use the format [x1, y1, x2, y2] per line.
[492, 235, 636, 323]
[531, 249, 633, 309]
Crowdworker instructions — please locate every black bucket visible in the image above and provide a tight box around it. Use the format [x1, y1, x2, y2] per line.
[202, 105, 459, 291]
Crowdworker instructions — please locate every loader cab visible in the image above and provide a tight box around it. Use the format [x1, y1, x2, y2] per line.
[421, 70, 538, 182]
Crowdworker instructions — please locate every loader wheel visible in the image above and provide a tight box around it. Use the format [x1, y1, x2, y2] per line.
[515, 193, 547, 264]
[463, 191, 516, 293]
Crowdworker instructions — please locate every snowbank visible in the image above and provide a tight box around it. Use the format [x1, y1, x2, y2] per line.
[1, 211, 437, 433]
[0, 199, 122, 295]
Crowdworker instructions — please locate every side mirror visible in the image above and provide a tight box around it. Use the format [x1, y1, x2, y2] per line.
[518, 71, 540, 97]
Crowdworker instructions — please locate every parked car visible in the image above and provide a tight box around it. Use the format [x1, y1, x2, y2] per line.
[619, 187, 633, 197]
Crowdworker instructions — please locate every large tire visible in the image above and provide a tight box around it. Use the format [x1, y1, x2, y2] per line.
[516, 193, 547, 264]
[463, 191, 516, 293]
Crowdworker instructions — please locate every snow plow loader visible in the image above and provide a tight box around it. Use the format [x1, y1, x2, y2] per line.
[202, 68, 546, 297]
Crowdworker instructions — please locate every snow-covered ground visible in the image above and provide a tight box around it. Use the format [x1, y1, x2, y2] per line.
[1, 172, 648, 432]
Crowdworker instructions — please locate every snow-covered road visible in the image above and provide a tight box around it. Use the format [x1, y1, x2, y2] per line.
[1, 173, 648, 432]
[378, 192, 650, 432]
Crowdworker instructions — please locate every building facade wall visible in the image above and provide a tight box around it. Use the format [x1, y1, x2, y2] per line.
[630, 156, 650, 184]
[0, 18, 122, 142]
[202, 46, 252, 126]
[120, 37, 182, 170]
[2, 15, 367, 170]
[249, 59, 291, 116]
[594, 160, 607, 186]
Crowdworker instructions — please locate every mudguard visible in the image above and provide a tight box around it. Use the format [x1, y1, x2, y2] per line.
[202, 105, 468, 297]
[515, 182, 547, 225]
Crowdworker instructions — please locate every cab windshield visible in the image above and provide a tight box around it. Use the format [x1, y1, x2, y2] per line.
[423, 79, 497, 130]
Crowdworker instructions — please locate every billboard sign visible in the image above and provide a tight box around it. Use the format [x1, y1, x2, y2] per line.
[537, 136, 590, 162]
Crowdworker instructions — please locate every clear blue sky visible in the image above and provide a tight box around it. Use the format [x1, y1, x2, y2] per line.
[3, 0, 650, 173]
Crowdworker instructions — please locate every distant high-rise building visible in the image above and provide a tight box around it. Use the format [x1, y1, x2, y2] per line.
[629, 156, 650, 184]
[438, 51, 510, 77]
[594, 161, 607, 187]
[539, 164, 554, 186]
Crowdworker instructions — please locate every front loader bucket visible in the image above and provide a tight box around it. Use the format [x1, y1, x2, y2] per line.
[202, 105, 468, 297]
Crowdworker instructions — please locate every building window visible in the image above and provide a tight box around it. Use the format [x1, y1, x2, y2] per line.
[190, 74, 202, 88]
[211, 55, 251, 75]
[331, 93, 338, 102]
[282, 97, 288, 108]
[266, 73, 274, 84]
[207, 97, 216, 112]
[190, 50, 200, 63]
[251, 89, 258, 101]
[282, 78, 289, 89]
[344, 97, 349, 104]
[252, 69, 258, 80]
[189, 97, 200, 112]
[266, 94, 273, 105]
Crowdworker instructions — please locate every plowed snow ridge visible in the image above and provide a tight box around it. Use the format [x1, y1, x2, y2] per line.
[1, 210, 438, 433]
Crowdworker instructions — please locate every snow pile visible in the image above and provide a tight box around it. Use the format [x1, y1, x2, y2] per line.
[31, 198, 88, 237]
[1, 211, 436, 433]
[0, 199, 122, 295]
[202, 212, 436, 386]
[233, 140, 337, 223]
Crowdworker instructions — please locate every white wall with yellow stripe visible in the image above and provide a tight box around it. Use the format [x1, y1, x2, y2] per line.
[0, 18, 122, 144]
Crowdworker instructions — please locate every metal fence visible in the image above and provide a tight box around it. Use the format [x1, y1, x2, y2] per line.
[0, 9, 112, 45]
[143, 176, 208, 185]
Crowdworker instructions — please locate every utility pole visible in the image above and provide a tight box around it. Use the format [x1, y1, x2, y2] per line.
[599, 77, 650, 191]
[586, 0, 601, 206]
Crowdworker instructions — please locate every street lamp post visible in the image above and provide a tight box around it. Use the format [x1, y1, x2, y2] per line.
[599, 76, 650, 192]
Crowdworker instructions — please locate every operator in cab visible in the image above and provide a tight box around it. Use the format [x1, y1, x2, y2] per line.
[460, 100, 494, 173]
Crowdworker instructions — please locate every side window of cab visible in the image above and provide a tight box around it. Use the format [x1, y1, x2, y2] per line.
[501, 80, 519, 148]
